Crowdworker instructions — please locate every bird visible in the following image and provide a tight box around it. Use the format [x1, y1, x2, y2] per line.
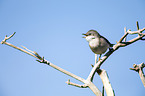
[82, 30, 113, 63]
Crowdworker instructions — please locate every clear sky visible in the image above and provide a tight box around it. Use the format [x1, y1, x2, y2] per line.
[0, 0, 145, 96]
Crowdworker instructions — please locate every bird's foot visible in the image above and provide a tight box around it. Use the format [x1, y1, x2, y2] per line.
[109, 47, 114, 52]
[99, 57, 101, 61]
[95, 58, 102, 64]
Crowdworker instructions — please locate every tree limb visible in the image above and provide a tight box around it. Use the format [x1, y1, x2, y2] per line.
[1, 21, 145, 96]
[130, 63, 145, 87]
[98, 69, 115, 96]
[1, 33, 102, 96]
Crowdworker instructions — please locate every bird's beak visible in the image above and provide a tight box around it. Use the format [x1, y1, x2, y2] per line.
[82, 33, 87, 38]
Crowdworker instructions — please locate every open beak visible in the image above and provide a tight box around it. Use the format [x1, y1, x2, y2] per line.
[82, 33, 87, 38]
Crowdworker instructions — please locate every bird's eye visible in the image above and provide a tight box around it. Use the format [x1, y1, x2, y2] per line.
[88, 33, 91, 35]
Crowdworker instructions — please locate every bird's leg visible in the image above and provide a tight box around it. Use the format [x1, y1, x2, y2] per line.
[91, 54, 97, 67]
[95, 54, 98, 65]
[94, 54, 101, 65]
[99, 54, 102, 61]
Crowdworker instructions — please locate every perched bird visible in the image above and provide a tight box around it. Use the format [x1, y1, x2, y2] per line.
[82, 30, 113, 63]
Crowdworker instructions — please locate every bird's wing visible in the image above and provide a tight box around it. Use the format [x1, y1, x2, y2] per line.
[100, 35, 114, 47]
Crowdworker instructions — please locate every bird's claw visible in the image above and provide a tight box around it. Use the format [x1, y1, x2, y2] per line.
[109, 47, 114, 52]
[99, 57, 102, 61]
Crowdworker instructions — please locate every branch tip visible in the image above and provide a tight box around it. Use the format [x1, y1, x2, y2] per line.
[1, 32, 16, 44]
[136, 21, 139, 30]
[66, 79, 88, 88]
[124, 27, 127, 42]
[124, 27, 127, 33]
[130, 63, 145, 72]
[21, 45, 42, 60]
[130, 62, 145, 87]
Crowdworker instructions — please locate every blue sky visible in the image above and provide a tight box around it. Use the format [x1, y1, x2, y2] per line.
[0, 0, 145, 96]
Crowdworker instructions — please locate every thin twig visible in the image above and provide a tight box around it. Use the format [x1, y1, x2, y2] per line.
[66, 79, 88, 88]
[127, 29, 145, 35]
[137, 21, 139, 30]
[1, 32, 16, 44]
[118, 29, 128, 43]
[124, 27, 127, 42]
[2, 42, 41, 60]
[119, 28, 145, 47]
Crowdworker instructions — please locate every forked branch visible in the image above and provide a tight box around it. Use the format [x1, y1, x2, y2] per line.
[1, 32, 16, 44]
[98, 69, 115, 96]
[1, 21, 145, 96]
[66, 79, 88, 88]
[1, 32, 102, 96]
[130, 63, 145, 87]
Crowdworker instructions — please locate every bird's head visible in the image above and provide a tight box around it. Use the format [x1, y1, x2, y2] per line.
[82, 30, 100, 42]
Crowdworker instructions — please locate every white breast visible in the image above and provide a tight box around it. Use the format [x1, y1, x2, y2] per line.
[89, 38, 100, 48]
[88, 38, 110, 54]
[85, 36, 96, 42]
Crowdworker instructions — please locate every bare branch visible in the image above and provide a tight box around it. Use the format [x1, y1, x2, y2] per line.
[87, 49, 114, 82]
[38, 58, 102, 95]
[22, 45, 42, 60]
[119, 28, 145, 47]
[118, 28, 128, 43]
[88, 82, 102, 96]
[127, 28, 145, 35]
[2, 42, 41, 60]
[1, 32, 16, 44]
[99, 69, 115, 96]
[1, 32, 43, 60]
[118, 22, 145, 44]
[1, 33, 102, 95]
[66, 79, 88, 88]
[36, 58, 86, 83]
[124, 27, 127, 42]
[1, 21, 145, 96]
[130, 63, 145, 87]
